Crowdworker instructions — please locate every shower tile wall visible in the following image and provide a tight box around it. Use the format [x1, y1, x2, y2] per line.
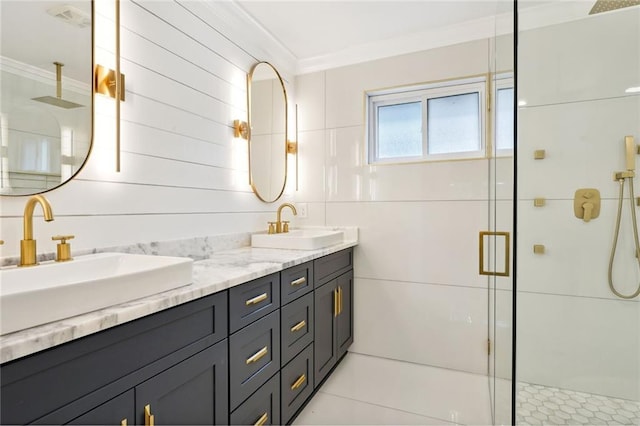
[294, 39, 514, 376]
[0, 0, 292, 257]
[518, 8, 640, 400]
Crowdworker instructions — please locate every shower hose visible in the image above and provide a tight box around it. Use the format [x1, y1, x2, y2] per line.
[608, 177, 640, 299]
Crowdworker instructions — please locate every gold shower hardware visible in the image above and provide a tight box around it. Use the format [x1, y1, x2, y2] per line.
[52, 235, 74, 262]
[144, 404, 154, 426]
[32, 62, 84, 109]
[20, 195, 55, 267]
[245, 293, 268, 306]
[290, 374, 306, 390]
[478, 231, 510, 277]
[291, 320, 306, 332]
[246, 346, 268, 364]
[233, 120, 249, 139]
[533, 245, 545, 254]
[534, 150, 546, 160]
[534, 198, 546, 207]
[574, 188, 601, 222]
[636, 197, 640, 207]
[291, 277, 306, 286]
[625, 135, 637, 171]
[254, 413, 268, 426]
[615, 171, 635, 180]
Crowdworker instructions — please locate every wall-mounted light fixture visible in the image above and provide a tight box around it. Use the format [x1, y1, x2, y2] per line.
[94, 0, 124, 172]
[233, 120, 249, 140]
[287, 104, 299, 190]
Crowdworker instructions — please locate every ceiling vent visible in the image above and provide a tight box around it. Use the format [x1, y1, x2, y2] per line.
[46, 4, 91, 28]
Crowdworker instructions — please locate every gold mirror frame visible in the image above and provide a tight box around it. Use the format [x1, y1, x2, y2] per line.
[0, 0, 94, 197]
[247, 61, 289, 203]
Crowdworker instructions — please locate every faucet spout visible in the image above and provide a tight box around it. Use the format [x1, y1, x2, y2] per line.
[20, 195, 54, 266]
[275, 203, 297, 233]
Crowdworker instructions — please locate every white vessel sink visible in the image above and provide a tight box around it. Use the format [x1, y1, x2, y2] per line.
[0, 253, 193, 335]
[251, 229, 344, 250]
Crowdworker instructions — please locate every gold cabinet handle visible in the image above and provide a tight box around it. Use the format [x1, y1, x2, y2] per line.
[338, 286, 343, 315]
[246, 293, 268, 306]
[246, 346, 268, 364]
[290, 320, 306, 332]
[334, 288, 339, 317]
[254, 412, 268, 426]
[144, 404, 155, 426]
[121, 419, 127, 426]
[291, 277, 306, 286]
[290, 374, 306, 390]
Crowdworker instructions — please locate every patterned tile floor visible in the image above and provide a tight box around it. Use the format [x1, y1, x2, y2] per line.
[516, 382, 640, 425]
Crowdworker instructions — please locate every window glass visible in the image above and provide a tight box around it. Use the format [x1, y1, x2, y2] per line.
[496, 87, 514, 151]
[377, 102, 422, 159]
[427, 93, 480, 154]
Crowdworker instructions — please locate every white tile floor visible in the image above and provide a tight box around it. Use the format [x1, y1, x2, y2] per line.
[293, 353, 493, 425]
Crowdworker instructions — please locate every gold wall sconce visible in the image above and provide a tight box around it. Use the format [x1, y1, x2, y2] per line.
[233, 120, 249, 140]
[94, 0, 124, 172]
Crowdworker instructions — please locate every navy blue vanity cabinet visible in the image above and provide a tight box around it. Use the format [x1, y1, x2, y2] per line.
[0, 291, 228, 425]
[313, 249, 354, 387]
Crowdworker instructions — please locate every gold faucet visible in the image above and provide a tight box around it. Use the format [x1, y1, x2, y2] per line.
[274, 203, 297, 233]
[20, 195, 54, 267]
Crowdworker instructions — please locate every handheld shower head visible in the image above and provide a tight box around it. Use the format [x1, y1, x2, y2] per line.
[625, 136, 636, 171]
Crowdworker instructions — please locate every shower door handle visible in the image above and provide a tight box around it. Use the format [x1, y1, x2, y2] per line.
[479, 231, 511, 277]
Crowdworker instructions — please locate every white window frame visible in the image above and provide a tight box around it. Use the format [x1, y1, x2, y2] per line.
[367, 77, 486, 165]
[493, 73, 514, 157]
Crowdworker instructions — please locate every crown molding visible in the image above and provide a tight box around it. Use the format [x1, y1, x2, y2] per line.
[0, 56, 90, 93]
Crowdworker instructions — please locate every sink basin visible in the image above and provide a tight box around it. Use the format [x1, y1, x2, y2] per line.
[0, 253, 193, 335]
[251, 229, 344, 250]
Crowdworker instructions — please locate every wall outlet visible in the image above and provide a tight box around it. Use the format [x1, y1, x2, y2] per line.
[297, 203, 308, 218]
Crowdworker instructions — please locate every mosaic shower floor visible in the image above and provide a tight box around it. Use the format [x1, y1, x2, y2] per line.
[516, 382, 640, 425]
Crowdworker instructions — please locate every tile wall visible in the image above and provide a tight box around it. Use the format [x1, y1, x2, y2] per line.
[517, 8, 640, 400]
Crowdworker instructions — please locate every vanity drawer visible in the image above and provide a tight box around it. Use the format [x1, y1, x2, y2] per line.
[230, 373, 280, 426]
[280, 292, 314, 366]
[314, 248, 353, 287]
[280, 261, 314, 305]
[229, 273, 280, 333]
[281, 343, 314, 425]
[229, 311, 280, 410]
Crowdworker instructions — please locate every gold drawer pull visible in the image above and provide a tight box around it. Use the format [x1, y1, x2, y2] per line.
[334, 288, 339, 317]
[246, 346, 268, 364]
[290, 320, 306, 332]
[291, 277, 306, 286]
[246, 293, 268, 306]
[121, 419, 127, 426]
[254, 412, 268, 426]
[290, 374, 306, 390]
[144, 404, 155, 426]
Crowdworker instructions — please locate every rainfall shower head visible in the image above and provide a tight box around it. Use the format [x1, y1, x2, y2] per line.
[589, 0, 640, 15]
[31, 62, 84, 109]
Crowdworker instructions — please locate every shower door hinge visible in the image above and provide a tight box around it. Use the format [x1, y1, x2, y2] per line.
[487, 339, 492, 356]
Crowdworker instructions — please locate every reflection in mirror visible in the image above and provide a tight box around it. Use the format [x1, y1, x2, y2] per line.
[0, 0, 93, 196]
[248, 62, 288, 203]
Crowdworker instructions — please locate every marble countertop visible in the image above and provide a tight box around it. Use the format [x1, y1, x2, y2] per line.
[0, 235, 357, 364]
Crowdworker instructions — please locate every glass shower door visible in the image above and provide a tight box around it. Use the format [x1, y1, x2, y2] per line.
[515, 1, 640, 425]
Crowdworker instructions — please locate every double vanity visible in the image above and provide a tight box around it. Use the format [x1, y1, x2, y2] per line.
[0, 228, 357, 425]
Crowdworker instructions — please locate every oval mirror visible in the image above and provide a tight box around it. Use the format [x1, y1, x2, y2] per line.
[248, 62, 288, 203]
[0, 0, 93, 196]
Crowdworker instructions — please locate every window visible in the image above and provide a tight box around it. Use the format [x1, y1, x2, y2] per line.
[367, 78, 486, 164]
[494, 75, 514, 155]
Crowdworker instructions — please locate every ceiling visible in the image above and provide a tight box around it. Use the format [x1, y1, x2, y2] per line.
[234, 0, 554, 68]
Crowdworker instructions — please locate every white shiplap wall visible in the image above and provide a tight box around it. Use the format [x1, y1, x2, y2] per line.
[0, 0, 295, 258]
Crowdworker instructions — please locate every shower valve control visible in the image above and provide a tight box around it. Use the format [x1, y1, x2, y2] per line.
[574, 188, 601, 223]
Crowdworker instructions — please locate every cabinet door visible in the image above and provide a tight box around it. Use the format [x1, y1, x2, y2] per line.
[67, 390, 134, 425]
[135, 340, 228, 425]
[314, 280, 338, 386]
[336, 271, 354, 359]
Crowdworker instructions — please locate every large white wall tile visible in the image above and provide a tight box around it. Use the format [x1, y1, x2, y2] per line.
[519, 8, 640, 107]
[517, 292, 640, 400]
[295, 72, 325, 132]
[351, 278, 490, 374]
[294, 130, 326, 203]
[518, 96, 640, 200]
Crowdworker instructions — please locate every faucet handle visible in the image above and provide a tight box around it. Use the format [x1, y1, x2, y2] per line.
[0, 240, 4, 245]
[282, 221, 290, 233]
[267, 222, 276, 235]
[52, 235, 74, 262]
